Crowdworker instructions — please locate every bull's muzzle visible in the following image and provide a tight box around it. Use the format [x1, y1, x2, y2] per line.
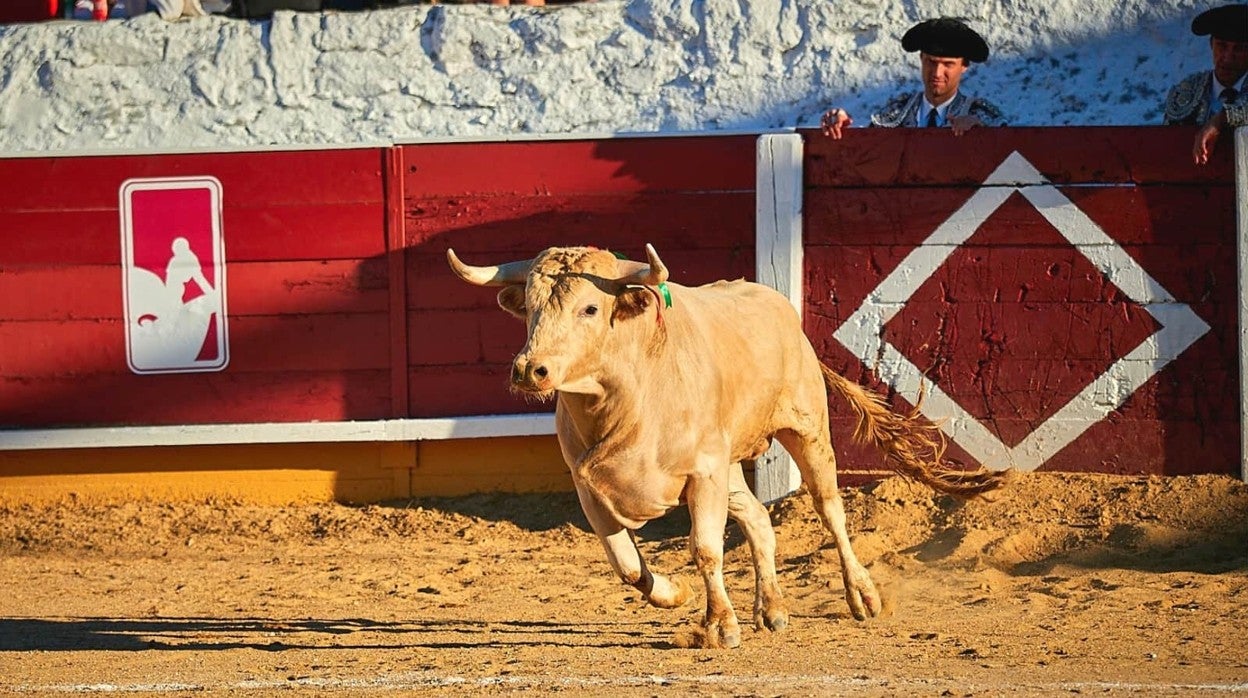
[511, 354, 552, 392]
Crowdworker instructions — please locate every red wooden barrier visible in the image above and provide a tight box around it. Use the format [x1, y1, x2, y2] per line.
[804, 127, 1237, 477]
[0, 136, 757, 429]
[0, 149, 390, 427]
[0, 1, 58, 23]
[0, 129, 1237, 484]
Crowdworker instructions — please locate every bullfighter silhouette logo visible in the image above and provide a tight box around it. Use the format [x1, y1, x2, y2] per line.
[120, 177, 229, 374]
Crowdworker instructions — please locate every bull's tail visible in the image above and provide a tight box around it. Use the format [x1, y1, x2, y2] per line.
[820, 363, 1007, 498]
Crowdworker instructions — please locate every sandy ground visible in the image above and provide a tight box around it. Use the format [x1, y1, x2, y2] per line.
[1, 471, 1246, 696]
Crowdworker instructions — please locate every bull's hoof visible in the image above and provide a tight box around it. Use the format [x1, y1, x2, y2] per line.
[845, 586, 882, 621]
[754, 604, 789, 632]
[646, 576, 692, 610]
[762, 610, 789, 632]
[674, 618, 742, 649]
[703, 621, 741, 649]
[844, 568, 882, 621]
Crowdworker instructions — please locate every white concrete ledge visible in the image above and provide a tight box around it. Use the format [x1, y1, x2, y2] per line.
[0, 414, 557, 451]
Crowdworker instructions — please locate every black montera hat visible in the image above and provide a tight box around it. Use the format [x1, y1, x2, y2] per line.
[1191, 4, 1248, 42]
[901, 18, 990, 63]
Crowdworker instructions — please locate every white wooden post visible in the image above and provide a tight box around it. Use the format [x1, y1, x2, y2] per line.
[1236, 127, 1247, 482]
[754, 132, 805, 503]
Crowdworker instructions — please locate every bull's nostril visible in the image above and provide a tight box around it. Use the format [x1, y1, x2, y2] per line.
[533, 366, 548, 379]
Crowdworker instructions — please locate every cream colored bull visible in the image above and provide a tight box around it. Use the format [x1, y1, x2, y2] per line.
[448, 244, 1004, 648]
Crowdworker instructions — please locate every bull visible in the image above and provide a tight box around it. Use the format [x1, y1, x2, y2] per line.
[448, 244, 1005, 648]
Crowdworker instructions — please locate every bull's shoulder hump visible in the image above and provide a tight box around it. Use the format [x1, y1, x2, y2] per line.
[689, 278, 777, 297]
[689, 277, 755, 289]
[684, 278, 793, 308]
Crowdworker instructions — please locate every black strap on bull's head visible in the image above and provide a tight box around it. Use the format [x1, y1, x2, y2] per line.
[448, 244, 672, 329]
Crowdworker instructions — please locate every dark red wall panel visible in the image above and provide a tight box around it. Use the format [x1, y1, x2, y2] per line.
[400, 136, 757, 417]
[0, 2, 57, 22]
[400, 136, 756, 196]
[0, 149, 390, 428]
[803, 126, 1238, 478]
[0, 137, 758, 428]
[805, 126, 1234, 187]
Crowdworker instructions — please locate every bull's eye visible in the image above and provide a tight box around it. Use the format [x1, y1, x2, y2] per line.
[580, 304, 599, 318]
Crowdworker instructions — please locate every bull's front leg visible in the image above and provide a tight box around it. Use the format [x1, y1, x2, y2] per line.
[571, 480, 691, 609]
[685, 464, 741, 649]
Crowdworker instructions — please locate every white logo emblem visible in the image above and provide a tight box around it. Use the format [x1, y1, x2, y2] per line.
[120, 177, 229, 375]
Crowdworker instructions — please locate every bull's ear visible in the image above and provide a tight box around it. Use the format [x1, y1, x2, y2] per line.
[497, 285, 527, 319]
[611, 286, 652, 324]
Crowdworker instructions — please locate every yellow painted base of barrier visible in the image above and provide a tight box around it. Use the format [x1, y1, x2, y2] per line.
[0, 436, 570, 505]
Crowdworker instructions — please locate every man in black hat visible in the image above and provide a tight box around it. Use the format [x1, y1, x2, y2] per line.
[821, 17, 1005, 138]
[1170, 4, 1248, 164]
[1163, 3, 1248, 127]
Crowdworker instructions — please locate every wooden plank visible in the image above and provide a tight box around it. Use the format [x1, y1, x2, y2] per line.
[803, 185, 1236, 247]
[407, 366, 551, 419]
[0, 260, 388, 321]
[0, 148, 387, 265]
[0, 149, 385, 210]
[405, 191, 755, 250]
[415, 437, 568, 497]
[0, 415, 556, 450]
[0, 370, 392, 427]
[802, 127, 1235, 187]
[883, 300, 1161, 360]
[385, 146, 409, 417]
[225, 259, 389, 315]
[1239, 128, 1248, 482]
[401, 135, 755, 196]
[754, 133, 803, 503]
[0, 442, 414, 505]
[406, 309, 524, 367]
[3, 198, 385, 266]
[0, 314, 389, 377]
[756, 134, 805, 314]
[223, 204, 386, 261]
[0, 2, 58, 22]
[802, 243, 1235, 335]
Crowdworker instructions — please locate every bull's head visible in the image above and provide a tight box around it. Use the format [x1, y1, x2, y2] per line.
[447, 244, 669, 398]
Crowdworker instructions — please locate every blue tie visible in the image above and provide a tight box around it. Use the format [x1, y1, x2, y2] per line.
[925, 108, 939, 127]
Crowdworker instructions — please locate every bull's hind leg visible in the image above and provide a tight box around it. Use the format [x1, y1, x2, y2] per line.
[727, 462, 788, 632]
[775, 428, 881, 621]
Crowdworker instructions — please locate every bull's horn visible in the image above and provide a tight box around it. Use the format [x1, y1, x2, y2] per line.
[613, 243, 670, 286]
[446, 248, 532, 286]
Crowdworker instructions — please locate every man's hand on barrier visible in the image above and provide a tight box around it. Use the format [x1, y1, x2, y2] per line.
[948, 114, 983, 136]
[1193, 111, 1227, 165]
[821, 108, 853, 139]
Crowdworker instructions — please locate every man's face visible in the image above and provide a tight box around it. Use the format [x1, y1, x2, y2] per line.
[920, 52, 968, 103]
[1211, 38, 1248, 86]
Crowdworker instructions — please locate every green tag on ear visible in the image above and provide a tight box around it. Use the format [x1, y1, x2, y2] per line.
[611, 251, 628, 260]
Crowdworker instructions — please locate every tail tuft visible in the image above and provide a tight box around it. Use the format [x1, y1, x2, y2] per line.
[821, 363, 1007, 498]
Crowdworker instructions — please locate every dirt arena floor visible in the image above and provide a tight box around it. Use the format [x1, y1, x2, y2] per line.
[1, 470, 1246, 696]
